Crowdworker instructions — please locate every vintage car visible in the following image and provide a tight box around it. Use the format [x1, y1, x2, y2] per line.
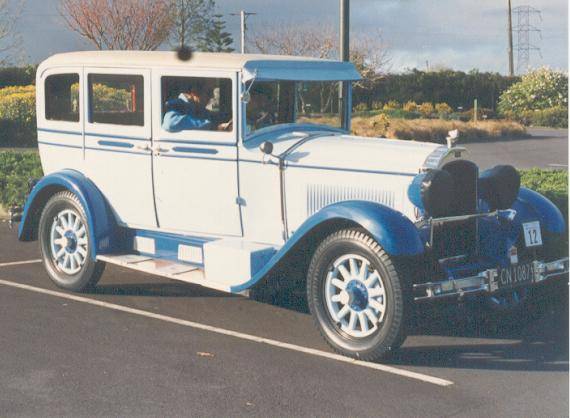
[18, 51, 568, 361]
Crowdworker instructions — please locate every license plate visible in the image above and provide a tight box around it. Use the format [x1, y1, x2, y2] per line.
[496, 263, 535, 290]
[523, 221, 542, 247]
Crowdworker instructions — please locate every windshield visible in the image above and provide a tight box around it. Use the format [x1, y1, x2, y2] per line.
[246, 80, 342, 136]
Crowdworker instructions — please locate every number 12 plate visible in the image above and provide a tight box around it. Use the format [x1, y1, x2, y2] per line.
[523, 221, 542, 247]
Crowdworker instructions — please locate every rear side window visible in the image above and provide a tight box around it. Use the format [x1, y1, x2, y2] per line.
[88, 74, 144, 126]
[45, 73, 80, 122]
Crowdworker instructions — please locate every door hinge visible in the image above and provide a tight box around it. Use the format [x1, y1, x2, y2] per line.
[236, 197, 246, 206]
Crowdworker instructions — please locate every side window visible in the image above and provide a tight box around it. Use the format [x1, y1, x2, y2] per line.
[45, 73, 80, 122]
[88, 74, 144, 126]
[161, 76, 232, 132]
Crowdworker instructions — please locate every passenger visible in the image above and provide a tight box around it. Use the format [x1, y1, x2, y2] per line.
[162, 83, 232, 132]
[162, 84, 212, 132]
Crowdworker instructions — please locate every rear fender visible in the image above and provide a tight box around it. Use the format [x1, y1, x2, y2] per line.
[18, 170, 118, 259]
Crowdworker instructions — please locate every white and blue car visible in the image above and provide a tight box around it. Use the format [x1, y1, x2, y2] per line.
[18, 51, 568, 360]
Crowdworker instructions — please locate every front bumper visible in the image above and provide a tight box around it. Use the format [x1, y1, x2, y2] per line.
[413, 257, 569, 301]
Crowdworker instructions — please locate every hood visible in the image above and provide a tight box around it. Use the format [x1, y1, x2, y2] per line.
[243, 124, 456, 174]
[285, 134, 445, 175]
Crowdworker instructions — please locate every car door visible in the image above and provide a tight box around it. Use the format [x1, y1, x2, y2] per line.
[83, 67, 156, 228]
[151, 69, 242, 236]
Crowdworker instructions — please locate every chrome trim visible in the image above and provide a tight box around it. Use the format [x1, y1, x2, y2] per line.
[414, 257, 569, 301]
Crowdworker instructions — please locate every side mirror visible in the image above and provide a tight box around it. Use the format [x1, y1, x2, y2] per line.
[241, 91, 251, 104]
[259, 141, 274, 155]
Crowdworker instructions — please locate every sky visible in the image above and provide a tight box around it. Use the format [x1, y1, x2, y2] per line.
[14, 0, 569, 74]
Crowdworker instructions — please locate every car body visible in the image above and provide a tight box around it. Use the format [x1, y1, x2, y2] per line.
[18, 51, 568, 360]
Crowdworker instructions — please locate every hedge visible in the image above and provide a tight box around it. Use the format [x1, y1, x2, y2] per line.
[0, 150, 42, 207]
[353, 69, 520, 112]
[0, 66, 36, 88]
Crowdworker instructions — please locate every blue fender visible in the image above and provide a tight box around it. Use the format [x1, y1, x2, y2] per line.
[18, 170, 118, 259]
[513, 187, 566, 234]
[231, 200, 424, 292]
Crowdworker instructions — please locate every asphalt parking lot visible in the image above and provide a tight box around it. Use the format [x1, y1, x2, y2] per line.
[0, 222, 568, 417]
[464, 128, 568, 170]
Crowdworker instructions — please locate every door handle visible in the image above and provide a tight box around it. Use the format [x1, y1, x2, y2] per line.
[134, 143, 151, 151]
[151, 143, 170, 154]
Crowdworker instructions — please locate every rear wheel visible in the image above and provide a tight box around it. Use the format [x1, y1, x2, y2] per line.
[39, 191, 105, 292]
[307, 229, 408, 361]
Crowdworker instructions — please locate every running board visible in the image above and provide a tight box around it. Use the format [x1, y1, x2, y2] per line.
[96, 254, 230, 292]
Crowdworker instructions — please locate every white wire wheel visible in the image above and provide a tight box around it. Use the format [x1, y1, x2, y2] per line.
[39, 191, 105, 292]
[307, 228, 408, 361]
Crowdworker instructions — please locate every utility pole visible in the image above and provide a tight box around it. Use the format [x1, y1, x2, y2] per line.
[508, 0, 514, 76]
[339, 0, 350, 130]
[231, 10, 256, 54]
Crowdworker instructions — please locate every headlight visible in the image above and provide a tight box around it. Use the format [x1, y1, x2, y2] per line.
[478, 165, 520, 210]
[408, 169, 454, 218]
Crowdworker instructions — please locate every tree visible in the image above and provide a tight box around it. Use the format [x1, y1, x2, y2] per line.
[0, 0, 24, 65]
[59, 0, 172, 50]
[253, 24, 390, 111]
[168, 0, 215, 49]
[196, 14, 234, 52]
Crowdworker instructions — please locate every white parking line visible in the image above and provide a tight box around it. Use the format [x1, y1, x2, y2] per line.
[548, 164, 568, 168]
[0, 278, 453, 387]
[0, 259, 42, 267]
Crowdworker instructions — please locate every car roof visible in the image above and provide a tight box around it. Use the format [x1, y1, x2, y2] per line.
[39, 51, 361, 82]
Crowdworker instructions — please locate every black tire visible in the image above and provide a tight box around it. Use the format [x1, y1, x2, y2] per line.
[39, 191, 105, 292]
[307, 228, 408, 361]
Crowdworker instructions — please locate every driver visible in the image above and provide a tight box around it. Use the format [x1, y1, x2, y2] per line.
[247, 84, 276, 132]
[162, 82, 231, 132]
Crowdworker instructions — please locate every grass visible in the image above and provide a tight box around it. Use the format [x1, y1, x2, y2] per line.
[300, 113, 528, 144]
[351, 116, 528, 144]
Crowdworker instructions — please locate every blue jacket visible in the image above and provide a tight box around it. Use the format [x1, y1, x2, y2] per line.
[162, 98, 212, 132]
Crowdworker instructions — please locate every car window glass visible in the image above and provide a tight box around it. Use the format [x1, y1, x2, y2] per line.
[88, 74, 144, 126]
[161, 76, 232, 133]
[45, 73, 80, 122]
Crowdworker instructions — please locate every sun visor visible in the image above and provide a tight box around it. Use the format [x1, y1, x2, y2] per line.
[242, 59, 361, 82]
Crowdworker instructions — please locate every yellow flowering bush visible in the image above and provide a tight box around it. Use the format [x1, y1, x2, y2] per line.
[0, 85, 36, 147]
[418, 102, 434, 118]
[403, 101, 418, 113]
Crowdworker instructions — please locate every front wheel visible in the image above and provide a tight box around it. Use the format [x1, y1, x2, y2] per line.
[39, 191, 105, 292]
[307, 229, 408, 361]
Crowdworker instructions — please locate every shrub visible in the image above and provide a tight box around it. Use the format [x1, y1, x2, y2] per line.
[0, 86, 36, 147]
[498, 68, 568, 127]
[418, 102, 434, 118]
[353, 102, 368, 112]
[382, 108, 421, 120]
[351, 118, 527, 143]
[0, 150, 43, 207]
[0, 66, 36, 88]
[383, 100, 400, 111]
[520, 106, 568, 128]
[371, 101, 383, 110]
[435, 102, 453, 117]
[403, 101, 419, 113]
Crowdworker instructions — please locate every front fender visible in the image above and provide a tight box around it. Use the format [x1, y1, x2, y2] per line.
[231, 200, 423, 292]
[513, 187, 566, 234]
[18, 170, 117, 258]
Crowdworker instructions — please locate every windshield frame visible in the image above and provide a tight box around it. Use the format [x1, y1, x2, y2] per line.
[241, 78, 352, 142]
